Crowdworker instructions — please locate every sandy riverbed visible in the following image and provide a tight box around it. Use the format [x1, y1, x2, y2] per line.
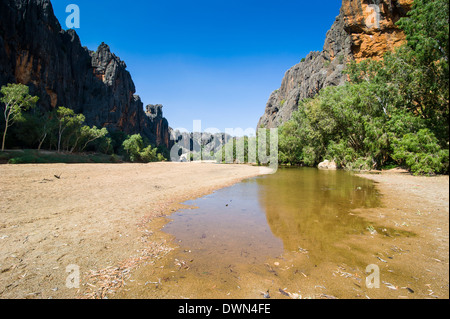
[115, 168, 449, 300]
[0, 164, 448, 299]
[0, 162, 272, 299]
[352, 169, 449, 298]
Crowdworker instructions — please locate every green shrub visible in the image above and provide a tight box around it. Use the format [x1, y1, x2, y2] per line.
[392, 129, 449, 175]
[140, 145, 159, 162]
[122, 134, 166, 163]
[122, 134, 144, 162]
[8, 153, 47, 164]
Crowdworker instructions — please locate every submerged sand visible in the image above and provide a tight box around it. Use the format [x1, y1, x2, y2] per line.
[0, 164, 448, 299]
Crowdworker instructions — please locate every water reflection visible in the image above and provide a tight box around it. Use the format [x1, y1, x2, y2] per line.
[255, 167, 381, 262]
[164, 167, 383, 268]
[163, 181, 284, 265]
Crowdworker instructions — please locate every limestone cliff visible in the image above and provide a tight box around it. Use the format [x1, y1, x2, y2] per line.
[258, 0, 413, 129]
[0, 0, 171, 149]
[145, 104, 171, 148]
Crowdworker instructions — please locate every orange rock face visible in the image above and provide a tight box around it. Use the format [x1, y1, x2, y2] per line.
[257, 0, 414, 129]
[342, 0, 413, 61]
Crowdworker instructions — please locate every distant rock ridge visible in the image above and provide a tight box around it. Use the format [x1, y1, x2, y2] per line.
[170, 130, 232, 155]
[0, 0, 171, 149]
[257, 0, 413, 129]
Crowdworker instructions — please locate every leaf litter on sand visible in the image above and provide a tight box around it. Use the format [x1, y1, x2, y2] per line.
[278, 288, 319, 299]
[81, 213, 175, 300]
[83, 241, 173, 299]
[78, 204, 183, 299]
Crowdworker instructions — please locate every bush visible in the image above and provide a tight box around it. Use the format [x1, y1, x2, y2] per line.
[8, 155, 45, 164]
[122, 134, 166, 163]
[122, 134, 143, 162]
[392, 129, 449, 175]
[140, 145, 159, 162]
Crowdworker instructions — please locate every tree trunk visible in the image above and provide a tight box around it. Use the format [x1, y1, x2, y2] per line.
[2, 113, 10, 151]
[58, 132, 62, 152]
[38, 132, 47, 151]
[57, 121, 63, 153]
[70, 136, 81, 153]
[1, 125, 7, 151]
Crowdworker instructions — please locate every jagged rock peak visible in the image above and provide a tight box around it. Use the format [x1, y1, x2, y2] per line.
[0, 0, 172, 149]
[146, 104, 164, 119]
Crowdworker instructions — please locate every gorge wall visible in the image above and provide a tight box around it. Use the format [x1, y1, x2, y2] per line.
[0, 0, 171, 149]
[257, 0, 413, 129]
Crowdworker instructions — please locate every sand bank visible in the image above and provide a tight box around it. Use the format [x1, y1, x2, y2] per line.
[0, 162, 270, 298]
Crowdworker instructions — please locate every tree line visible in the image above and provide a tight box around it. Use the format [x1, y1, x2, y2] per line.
[0, 83, 166, 163]
[278, 0, 449, 175]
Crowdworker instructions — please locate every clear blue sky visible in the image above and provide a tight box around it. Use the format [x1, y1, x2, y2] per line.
[52, 0, 342, 133]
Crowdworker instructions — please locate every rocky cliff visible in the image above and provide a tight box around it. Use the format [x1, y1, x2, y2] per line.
[0, 0, 171, 149]
[257, 0, 413, 129]
[171, 130, 232, 156]
[145, 104, 171, 148]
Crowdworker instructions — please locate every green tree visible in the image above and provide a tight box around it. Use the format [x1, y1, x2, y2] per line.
[77, 126, 108, 152]
[96, 136, 113, 155]
[397, 0, 448, 68]
[55, 107, 85, 152]
[12, 112, 45, 149]
[140, 145, 165, 162]
[397, 0, 449, 142]
[346, 0, 449, 144]
[122, 134, 144, 162]
[37, 112, 57, 151]
[277, 0, 449, 175]
[0, 83, 39, 151]
[122, 134, 166, 162]
[392, 129, 449, 175]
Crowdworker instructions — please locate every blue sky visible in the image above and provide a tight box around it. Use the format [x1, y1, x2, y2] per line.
[52, 0, 342, 133]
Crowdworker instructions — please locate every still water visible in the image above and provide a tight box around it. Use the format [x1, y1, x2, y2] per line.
[120, 167, 420, 299]
[163, 167, 382, 268]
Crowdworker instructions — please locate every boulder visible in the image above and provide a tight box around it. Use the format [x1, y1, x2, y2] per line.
[318, 160, 338, 170]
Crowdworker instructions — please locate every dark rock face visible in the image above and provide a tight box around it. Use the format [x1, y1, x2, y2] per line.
[257, 11, 351, 129]
[0, 0, 171, 149]
[145, 104, 171, 148]
[171, 130, 232, 153]
[257, 0, 411, 129]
